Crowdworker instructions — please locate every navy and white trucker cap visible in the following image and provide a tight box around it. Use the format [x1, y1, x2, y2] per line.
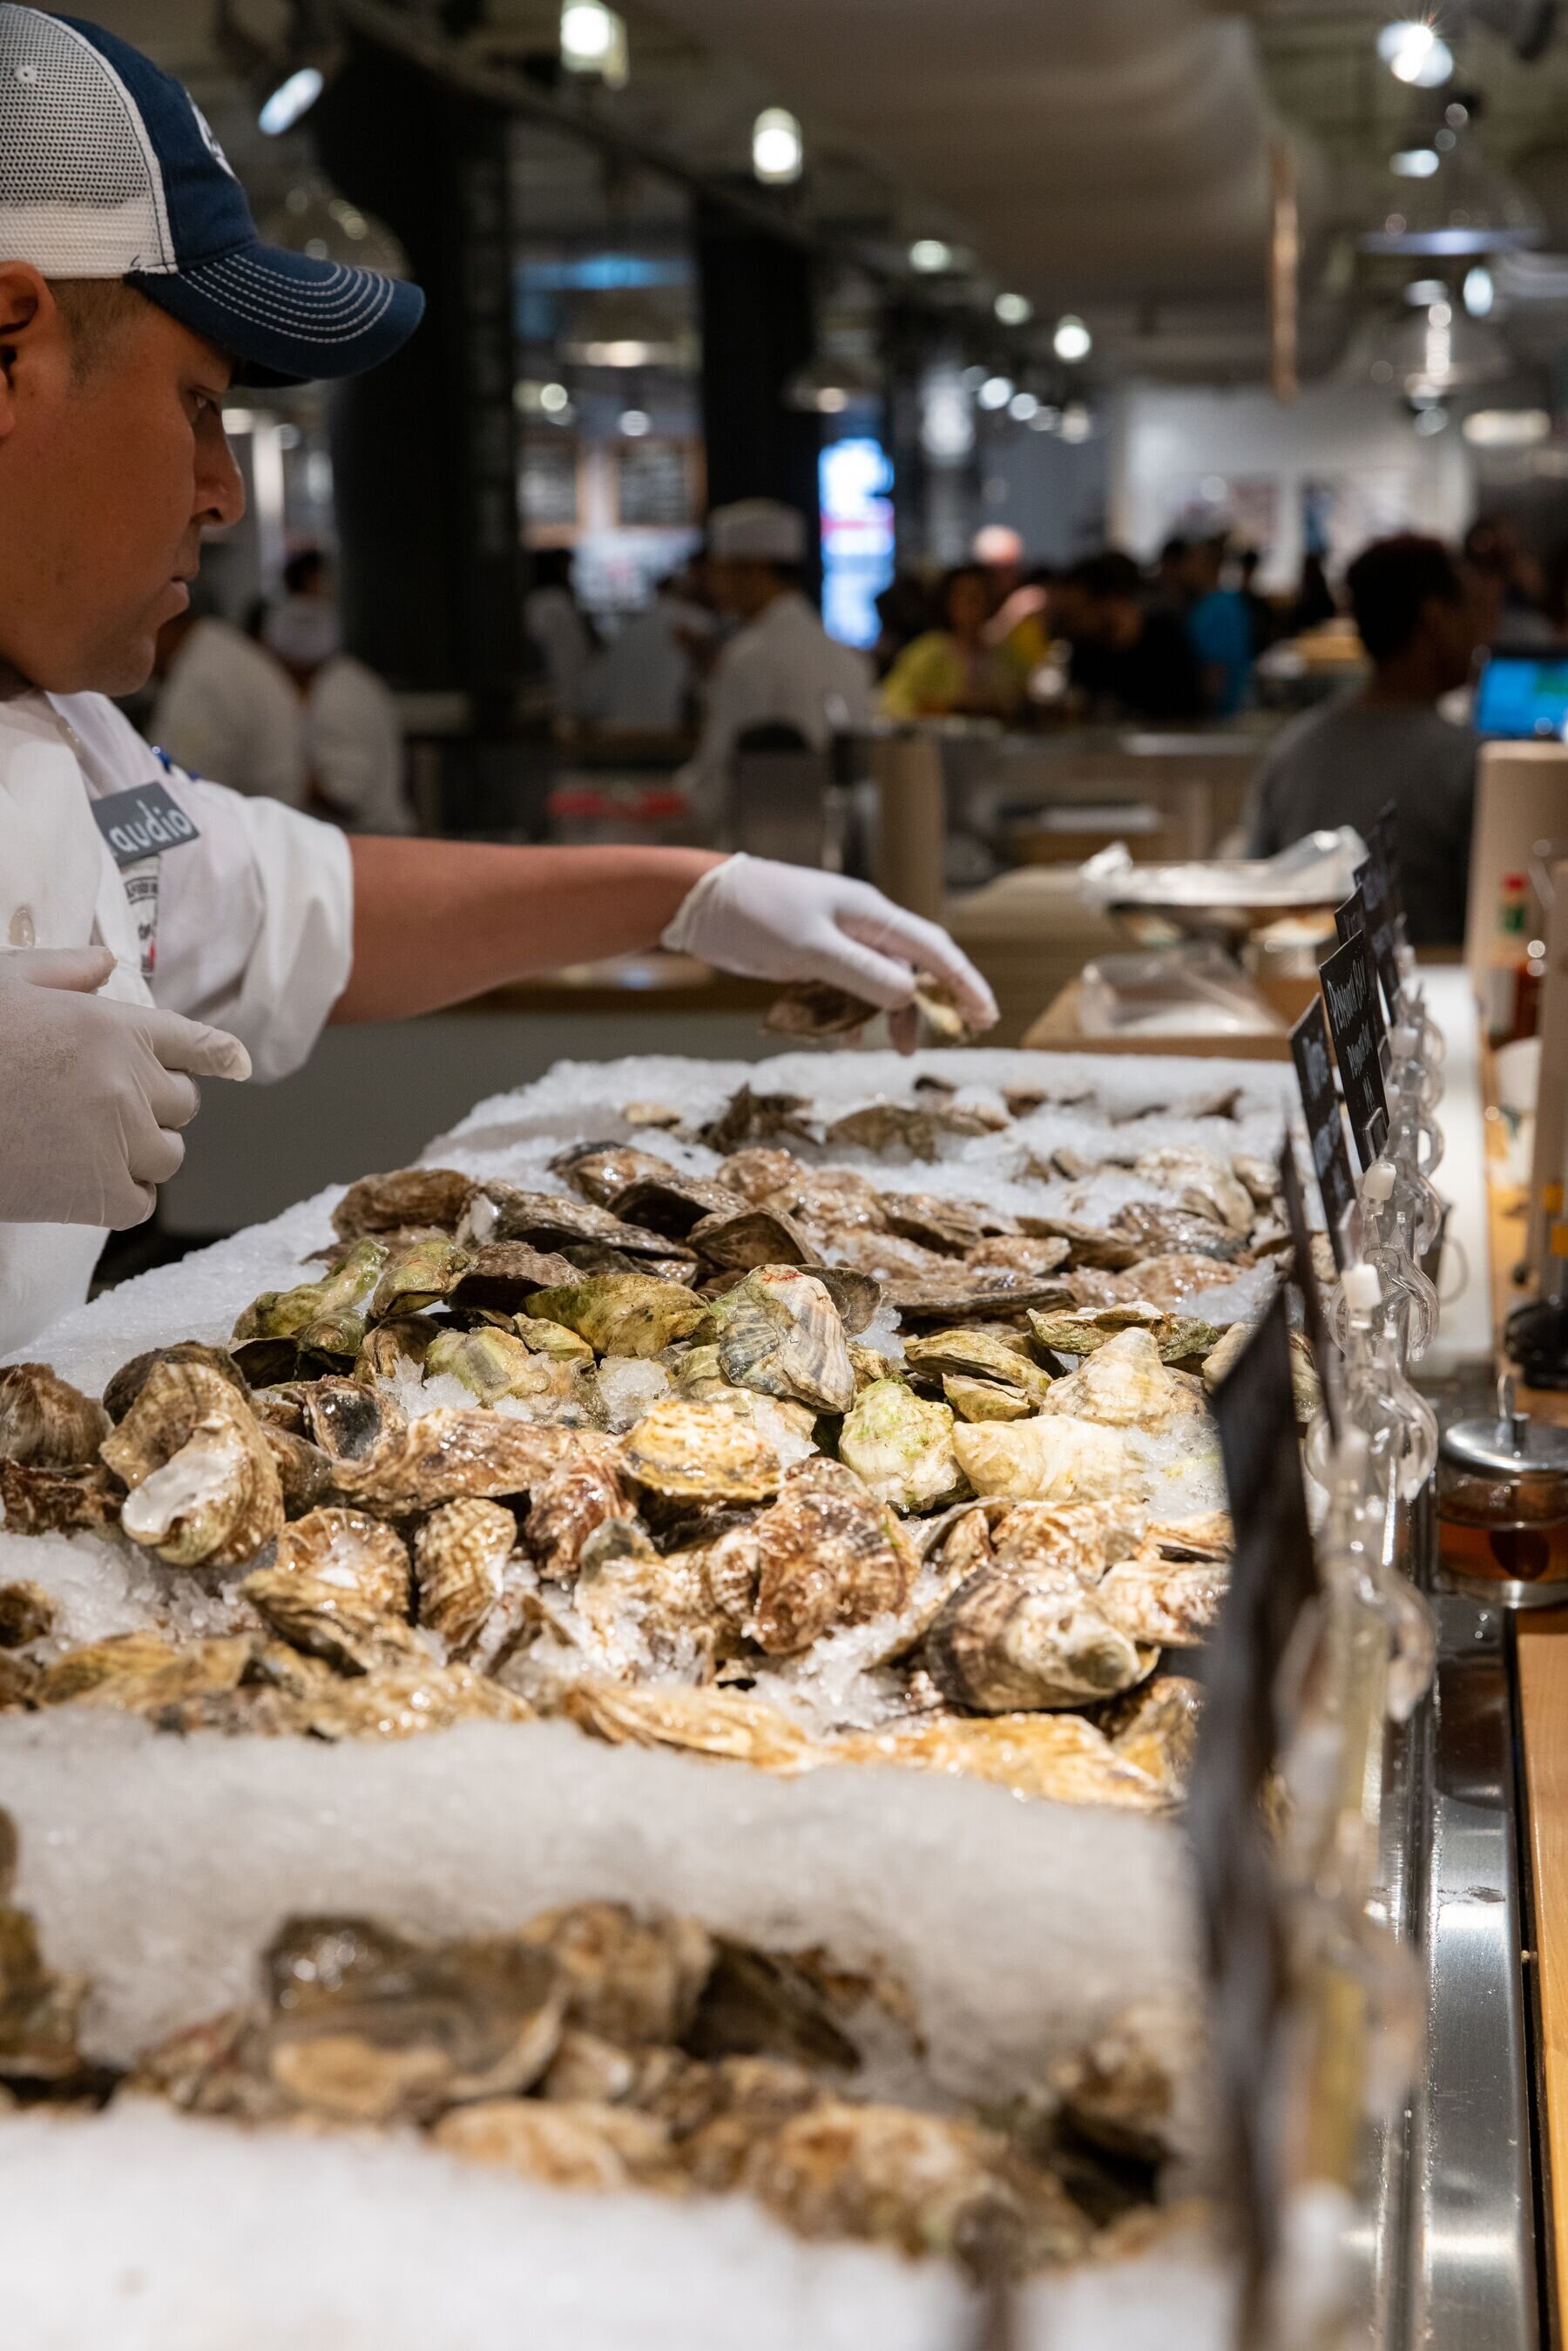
[0, 5, 423, 382]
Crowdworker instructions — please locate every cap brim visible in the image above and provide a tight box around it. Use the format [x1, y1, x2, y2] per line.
[128, 241, 424, 387]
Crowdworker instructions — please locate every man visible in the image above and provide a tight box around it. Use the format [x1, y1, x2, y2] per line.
[151, 595, 306, 806]
[1060, 551, 1206, 722]
[1247, 534, 1484, 945]
[679, 500, 872, 830]
[0, 7, 993, 1354]
[1182, 538, 1253, 720]
[262, 582, 411, 834]
[524, 547, 596, 722]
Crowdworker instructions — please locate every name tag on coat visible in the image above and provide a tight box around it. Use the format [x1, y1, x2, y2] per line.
[90, 779, 201, 868]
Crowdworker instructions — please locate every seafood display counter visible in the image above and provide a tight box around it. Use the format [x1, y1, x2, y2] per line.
[0, 1032, 1510, 2346]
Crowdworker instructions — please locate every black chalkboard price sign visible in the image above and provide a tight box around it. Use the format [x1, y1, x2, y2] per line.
[1368, 800, 1406, 933]
[1319, 931, 1389, 1171]
[1290, 998, 1356, 1268]
[1334, 886, 1390, 1076]
[1353, 855, 1402, 1029]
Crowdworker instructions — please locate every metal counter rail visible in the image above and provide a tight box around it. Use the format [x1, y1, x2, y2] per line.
[1372, 1490, 1541, 2350]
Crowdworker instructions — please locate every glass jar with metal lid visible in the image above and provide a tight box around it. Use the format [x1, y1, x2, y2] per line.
[1438, 1375, 1568, 1604]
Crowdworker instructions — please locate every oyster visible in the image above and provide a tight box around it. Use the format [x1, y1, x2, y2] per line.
[742, 2100, 1087, 2274]
[355, 1319, 440, 1384]
[414, 1501, 517, 1652]
[951, 1415, 1140, 1505]
[882, 1193, 1014, 1257]
[0, 1581, 54, 1647]
[1094, 1557, 1227, 1648]
[1233, 1154, 1280, 1209]
[1114, 1253, 1239, 1313]
[35, 1632, 253, 1712]
[905, 1328, 1054, 1407]
[524, 1274, 707, 1359]
[622, 1398, 780, 1505]
[511, 1317, 596, 1368]
[1025, 1304, 1212, 1365]
[573, 1530, 722, 1678]
[605, 1172, 739, 1240]
[832, 1712, 1169, 1808]
[0, 1848, 87, 2079]
[990, 1501, 1126, 1586]
[838, 1381, 962, 1514]
[422, 1326, 576, 1407]
[552, 1144, 678, 1210]
[0, 1363, 110, 1468]
[260, 1424, 336, 1517]
[1133, 1145, 1254, 1236]
[240, 1567, 424, 1676]
[444, 1243, 578, 1314]
[943, 1376, 1034, 1423]
[925, 1568, 1149, 1713]
[1037, 1328, 1208, 1432]
[233, 1240, 390, 1377]
[560, 1681, 822, 1773]
[718, 1146, 803, 1206]
[704, 1266, 855, 1415]
[519, 1902, 713, 2045]
[102, 1341, 249, 1426]
[0, 1460, 120, 1537]
[652, 2054, 824, 2190]
[882, 1268, 1073, 1323]
[685, 1206, 813, 1272]
[1109, 1202, 1248, 1263]
[827, 1101, 1003, 1157]
[302, 1378, 409, 1476]
[434, 2098, 679, 2190]
[272, 1508, 413, 1619]
[741, 1458, 916, 1655]
[699, 1085, 814, 1154]
[460, 1182, 685, 1265]
[368, 1236, 473, 1321]
[331, 1166, 476, 1240]
[622, 1101, 684, 1131]
[105, 1362, 284, 1570]
[525, 1449, 632, 1580]
[284, 1662, 532, 1741]
[764, 979, 875, 1039]
[684, 1942, 860, 2073]
[330, 1409, 574, 1514]
[963, 1235, 1072, 1279]
[1100, 1676, 1204, 1792]
[1017, 1215, 1141, 1272]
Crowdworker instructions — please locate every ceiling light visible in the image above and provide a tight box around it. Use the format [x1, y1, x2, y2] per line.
[1392, 148, 1441, 179]
[560, 3, 628, 86]
[539, 382, 570, 414]
[1053, 314, 1092, 362]
[1463, 407, 1551, 446]
[752, 107, 803, 186]
[1356, 303, 1509, 395]
[619, 409, 651, 436]
[909, 239, 953, 274]
[259, 65, 323, 137]
[1009, 390, 1039, 420]
[978, 375, 1014, 409]
[921, 368, 975, 463]
[1377, 20, 1455, 87]
[1360, 143, 1543, 254]
[994, 292, 1033, 326]
[1463, 262, 1495, 314]
[1058, 402, 1093, 443]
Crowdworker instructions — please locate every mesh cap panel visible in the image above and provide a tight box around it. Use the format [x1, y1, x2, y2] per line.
[0, 7, 172, 275]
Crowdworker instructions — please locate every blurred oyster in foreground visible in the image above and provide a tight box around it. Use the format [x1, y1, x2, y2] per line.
[0, 1364, 110, 1469]
[925, 1567, 1150, 1713]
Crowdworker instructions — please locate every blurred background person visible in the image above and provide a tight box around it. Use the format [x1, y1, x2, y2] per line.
[1182, 537, 1254, 717]
[150, 592, 306, 807]
[524, 547, 597, 722]
[583, 566, 715, 731]
[262, 591, 411, 834]
[1247, 533, 1484, 944]
[1237, 546, 1278, 659]
[678, 499, 871, 829]
[1288, 551, 1338, 636]
[1464, 512, 1552, 649]
[1058, 551, 1206, 721]
[872, 571, 938, 681]
[881, 562, 1027, 720]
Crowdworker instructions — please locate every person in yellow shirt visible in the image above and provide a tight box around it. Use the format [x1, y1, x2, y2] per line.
[880, 564, 1028, 721]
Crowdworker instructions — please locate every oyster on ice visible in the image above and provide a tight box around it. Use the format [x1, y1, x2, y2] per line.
[331, 1166, 476, 1240]
[414, 1500, 517, 1652]
[605, 1172, 739, 1240]
[904, 1327, 1053, 1408]
[104, 1361, 284, 1570]
[832, 1712, 1168, 1809]
[422, 1326, 578, 1409]
[837, 1381, 963, 1515]
[683, 1206, 814, 1272]
[525, 1449, 632, 1580]
[34, 1631, 254, 1713]
[102, 1341, 249, 1426]
[518, 1902, 713, 2046]
[331, 1409, 574, 1514]
[240, 1566, 425, 1676]
[433, 2097, 679, 2190]
[1036, 1328, 1209, 1432]
[560, 1680, 822, 1773]
[1094, 1556, 1227, 1648]
[0, 1364, 110, 1469]
[1132, 1146, 1254, 1235]
[368, 1236, 473, 1321]
[1100, 1676, 1204, 1793]
[742, 1458, 916, 1655]
[271, 1507, 413, 1620]
[0, 1460, 121, 1537]
[705, 1266, 856, 1415]
[952, 1414, 1139, 1506]
[524, 1273, 707, 1359]
[621, 1397, 780, 1505]
[0, 1581, 54, 1647]
[924, 1567, 1150, 1713]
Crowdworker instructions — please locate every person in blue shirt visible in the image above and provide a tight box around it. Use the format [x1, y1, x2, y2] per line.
[1182, 539, 1254, 719]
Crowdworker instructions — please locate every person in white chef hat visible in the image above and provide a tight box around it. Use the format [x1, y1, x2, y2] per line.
[679, 497, 874, 831]
[0, 9, 996, 1357]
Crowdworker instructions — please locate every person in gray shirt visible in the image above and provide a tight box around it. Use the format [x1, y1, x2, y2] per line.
[1248, 535, 1485, 944]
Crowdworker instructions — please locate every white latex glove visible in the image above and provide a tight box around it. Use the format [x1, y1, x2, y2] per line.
[0, 947, 252, 1230]
[661, 856, 998, 1052]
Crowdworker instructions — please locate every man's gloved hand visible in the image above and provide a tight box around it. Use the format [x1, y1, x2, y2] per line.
[660, 855, 998, 1051]
[0, 947, 251, 1230]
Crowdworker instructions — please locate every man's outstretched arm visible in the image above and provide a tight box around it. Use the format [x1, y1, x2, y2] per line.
[329, 841, 998, 1039]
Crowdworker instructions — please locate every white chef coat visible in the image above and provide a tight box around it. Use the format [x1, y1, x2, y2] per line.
[308, 653, 410, 834]
[524, 585, 594, 721]
[584, 598, 713, 729]
[679, 591, 872, 828]
[151, 617, 308, 808]
[0, 686, 354, 1353]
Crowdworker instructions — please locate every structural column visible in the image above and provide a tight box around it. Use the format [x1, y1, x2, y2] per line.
[695, 199, 821, 580]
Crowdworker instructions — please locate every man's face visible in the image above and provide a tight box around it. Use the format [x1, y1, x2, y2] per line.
[0, 271, 244, 694]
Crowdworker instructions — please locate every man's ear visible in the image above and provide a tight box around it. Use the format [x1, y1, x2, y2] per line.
[0, 263, 55, 442]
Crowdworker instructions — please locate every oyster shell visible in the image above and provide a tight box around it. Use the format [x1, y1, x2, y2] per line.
[355, 1319, 440, 1384]
[648, 2054, 824, 2190]
[519, 1902, 713, 2045]
[1037, 1328, 1208, 1431]
[102, 1341, 249, 1426]
[1133, 1145, 1254, 1236]
[699, 1085, 814, 1154]
[572, 1530, 722, 1678]
[240, 1566, 425, 1675]
[1100, 1676, 1204, 1792]
[704, 1266, 856, 1415]
[233, 1240, 390, 1378]
[551, 1143, 678, 1209]
[34, 1632, 253, 1712]
[904, 1328, 1054, 1407]
[422, 1326, 578, 1408]
[460, 1182, 686, 1265]
[435, 2097, 680, 2189]
[741, 2100, 1086, 2274]
[622, 1398, 780, 1504]
[0, 1460, 121, 1537]
[943, 1376, 1034, 1423]
[302, 1377, 409, 1475]
[882, 1267, 1073, 1323]
[1113, 1254, 1239, 1312]
[444, 1242, 578, 1314]
[0, 1581, 54, 1647]
[280, 1661, 533, 1741]
[260, 1424, 335, 1518]
[512, 1316, 596, 1367]
[561, 1681, 822, 1773]
[605, 1172, 739, 1240]
[831, 1711, 1169, 1809]
[838, 1381, 962, 1515]
[741, 1458, 916, 1656]
[332, 1167, 476, 1241]
[622, 1101, 685, 1131]
[273, 1507, 412, 1619]
[0, 1854, 86, 2079]
[414, 1500, 517, 1652]
[685, 1206, 814, 1272]
[990, 1501, 1128, 1585]
[718, 1146, 803, 1206]
[523, 1274, 707, 1359]
[951, 1414, 1140, 1505]
[827, 1100, 1004, 1157]
[764, 979, 875, 1039]
[925, 1567, 1150, 1713]
[105, 1362, 284, 1570]
[0, 1364, 111, 1469]
[1109, 1202, 1248, 1263]
[525, 1449, 632, 1580]
[1233, 1153, 1281, 1210]
[882, 1192, 1015, 1257]
[963, 1235, 1071, 1279]
[1028, 1307, 1220, 1371]
[1094, 1556, 1227, 1648]
[330, 1409, 574, 1514]
[368, 1236, 473, 1321]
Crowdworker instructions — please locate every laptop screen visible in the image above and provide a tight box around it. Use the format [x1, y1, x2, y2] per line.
[1474, 651, 1568, 740]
